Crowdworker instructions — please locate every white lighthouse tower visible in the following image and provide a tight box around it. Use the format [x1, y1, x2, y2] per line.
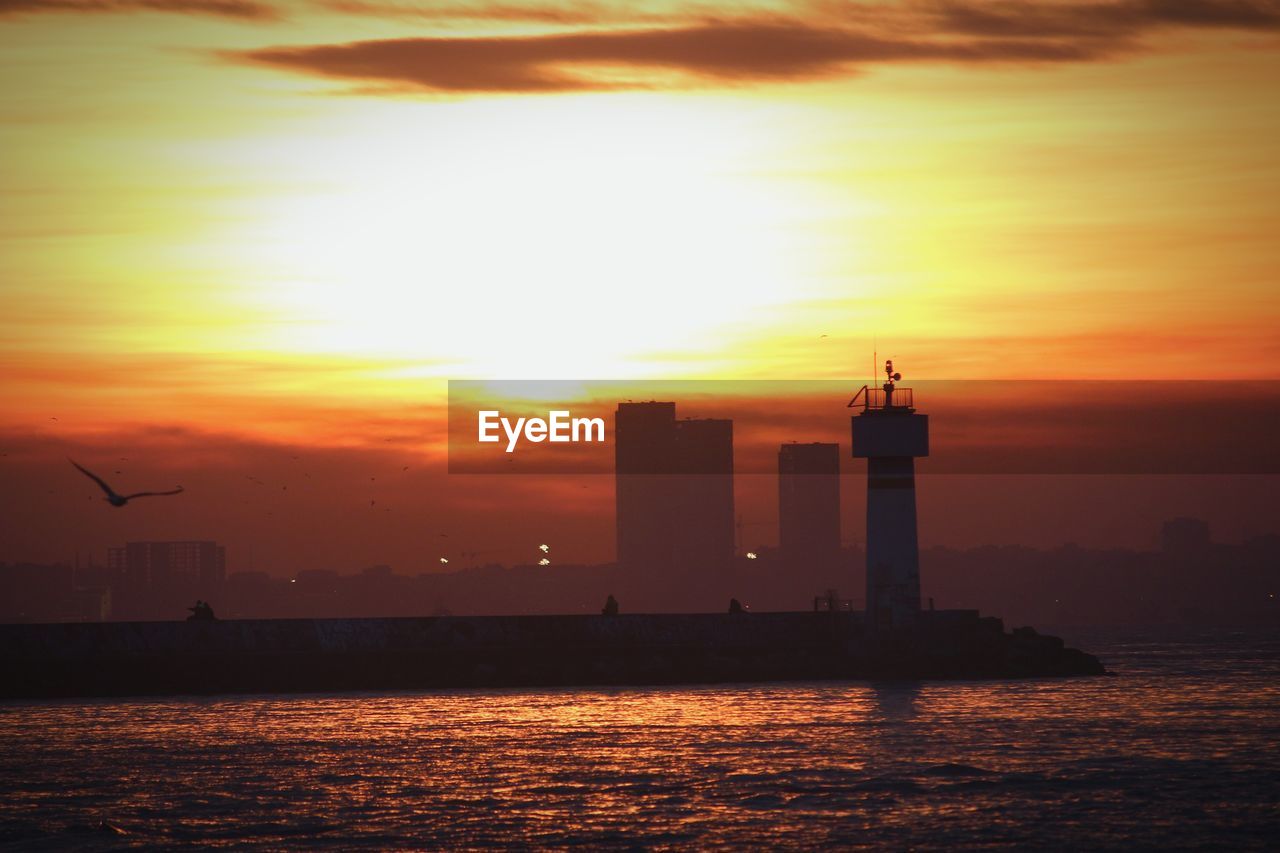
[850, 360, 928, 630]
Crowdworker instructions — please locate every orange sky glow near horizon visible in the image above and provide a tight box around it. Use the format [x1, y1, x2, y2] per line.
[2, 0, 1278, 569]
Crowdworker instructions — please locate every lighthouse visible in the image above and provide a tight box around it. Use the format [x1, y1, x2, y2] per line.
[850, 360, 928, 630]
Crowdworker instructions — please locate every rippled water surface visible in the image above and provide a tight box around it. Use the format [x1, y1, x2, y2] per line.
[2, 629, 1278, 849]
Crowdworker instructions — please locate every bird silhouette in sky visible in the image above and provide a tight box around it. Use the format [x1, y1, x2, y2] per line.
[70, 460, 184, 507]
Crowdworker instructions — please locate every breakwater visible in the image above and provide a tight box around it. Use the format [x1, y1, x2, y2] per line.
[0, 610, 1105, 699]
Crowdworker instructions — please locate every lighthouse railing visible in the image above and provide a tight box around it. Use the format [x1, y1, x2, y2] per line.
[848, 386, 914, 411]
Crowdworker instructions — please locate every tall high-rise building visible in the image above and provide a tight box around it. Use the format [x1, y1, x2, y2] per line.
[615, 402, 678, 572]
[108, 541, 226, 590]
[670, 417, 735, 577]
[778, 442, 842, 572]
[614, 403, 735, 603]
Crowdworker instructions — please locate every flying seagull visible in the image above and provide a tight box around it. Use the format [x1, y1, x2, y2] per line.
[70, 460, 184, 507]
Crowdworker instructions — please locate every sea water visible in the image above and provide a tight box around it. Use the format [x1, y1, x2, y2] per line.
[1, 629, 1277, 849]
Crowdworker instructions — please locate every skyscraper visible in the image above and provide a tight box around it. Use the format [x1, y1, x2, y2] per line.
[614, 402, 734, 606]
[670, 417, 735, 578]
[107, 540, 226, 590]
[615, 401, 678, 572]
[778, 442, 842, 573]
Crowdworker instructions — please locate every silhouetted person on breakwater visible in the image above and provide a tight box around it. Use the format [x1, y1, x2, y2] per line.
[602, 594, 618, 616]
[187, 600, 216, 621]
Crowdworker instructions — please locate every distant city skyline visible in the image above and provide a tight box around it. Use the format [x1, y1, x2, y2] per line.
[5, 516, 1276, 628]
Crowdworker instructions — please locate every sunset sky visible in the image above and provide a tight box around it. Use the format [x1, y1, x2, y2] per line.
[2, 0, 1277, 570]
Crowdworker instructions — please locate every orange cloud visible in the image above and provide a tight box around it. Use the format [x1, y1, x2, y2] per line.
[0, 0, 278, 19]
[230, 1, 1280, 94]
[926, 0, 1280, 37]
[315, 0, 1280, 34]
[232, 23, 1116, 94]
[314, 0, 642, 24]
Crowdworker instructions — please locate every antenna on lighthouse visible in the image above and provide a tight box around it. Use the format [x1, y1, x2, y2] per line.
[885, 359, 901, 384]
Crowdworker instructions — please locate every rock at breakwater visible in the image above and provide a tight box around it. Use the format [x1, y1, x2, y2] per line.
[0, 610, 1105, 699]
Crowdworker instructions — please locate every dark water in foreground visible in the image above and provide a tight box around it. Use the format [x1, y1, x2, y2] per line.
[1, 629, 1278, 849]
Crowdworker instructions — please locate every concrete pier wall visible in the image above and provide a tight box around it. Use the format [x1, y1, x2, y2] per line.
[0, 611, 1104, 699]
